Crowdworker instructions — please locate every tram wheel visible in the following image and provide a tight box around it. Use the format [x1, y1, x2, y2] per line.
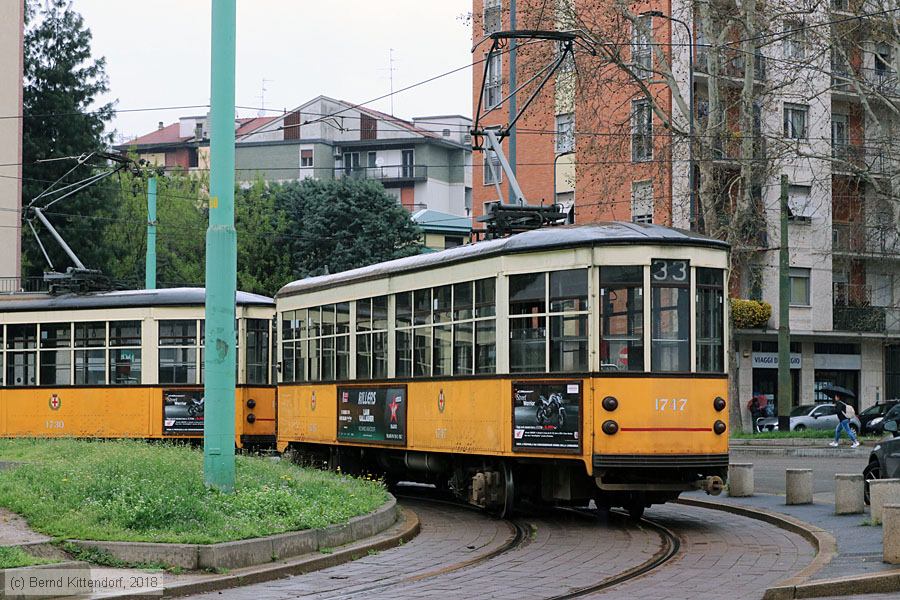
[496, 461, 516, 519]
[627, 503, 645, 520]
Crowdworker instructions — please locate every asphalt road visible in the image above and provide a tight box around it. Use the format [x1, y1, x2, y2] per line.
[741, 454, 870, 495]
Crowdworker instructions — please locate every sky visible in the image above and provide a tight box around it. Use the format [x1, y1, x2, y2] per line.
[74, 0, 474, 142]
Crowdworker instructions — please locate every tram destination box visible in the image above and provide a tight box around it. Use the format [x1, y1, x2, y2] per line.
[512, 381, 581, 453]
[162, 389, 204, 435]
[337, 385, 407, 445]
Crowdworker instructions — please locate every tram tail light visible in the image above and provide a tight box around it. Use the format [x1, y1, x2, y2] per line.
[247, 413, 256, 424]
[713, 397, 726, 412]
[247, 398, 257, 409]
[602, 420, 619, 435]
[602, 396, 618, 411]
[713, 420, 727, 435]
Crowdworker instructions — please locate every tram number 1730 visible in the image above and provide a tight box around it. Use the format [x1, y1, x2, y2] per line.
[655, 398, 688, 412]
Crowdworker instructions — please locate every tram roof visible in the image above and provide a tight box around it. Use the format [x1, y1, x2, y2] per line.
[278, 222, 728, 298]
[0, 287, 274, 313]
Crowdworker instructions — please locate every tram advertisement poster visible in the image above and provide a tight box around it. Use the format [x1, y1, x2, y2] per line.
[162, 389, 204, 435]
[512, 381, 581, 452]
[337, 386, 407, 445]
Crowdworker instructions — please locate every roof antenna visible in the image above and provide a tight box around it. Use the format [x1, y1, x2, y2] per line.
[378, 49, 399, 115]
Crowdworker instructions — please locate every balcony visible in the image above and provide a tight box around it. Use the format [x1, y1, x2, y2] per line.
[708, 134, 766, 162]
[831, 143, 889, 175]
[335, 164, 428, 184]
[833, 305, 900, 334]
[831, 64, 899, 97]
[832, 222, 900, 257]
[862, 67, 899, 95]
[0, 277, 49, 294]
[695, 48, 766, 82]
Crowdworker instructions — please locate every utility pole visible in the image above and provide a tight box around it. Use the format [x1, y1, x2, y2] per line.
[777, 175, 791, 433]
[508, 0, 517, 204]
[145, 176, 157, 290]
[204, 0, 237, 492]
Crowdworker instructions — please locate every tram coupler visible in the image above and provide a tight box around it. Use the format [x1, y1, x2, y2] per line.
[699, 475, 725, 496]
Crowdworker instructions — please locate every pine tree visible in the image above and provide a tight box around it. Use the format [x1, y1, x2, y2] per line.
[21, 0, 115, 276]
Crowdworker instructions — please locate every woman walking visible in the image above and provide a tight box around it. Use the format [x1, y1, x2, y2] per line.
[830, 395, 860, 448]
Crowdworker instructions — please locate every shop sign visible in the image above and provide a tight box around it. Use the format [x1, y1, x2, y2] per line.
[751, 352, 801, 369]
[813, 354, 861, 370]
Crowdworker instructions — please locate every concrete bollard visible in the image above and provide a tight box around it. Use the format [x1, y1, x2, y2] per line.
[728, 463, 754, 497]
[870, 479, 900, 525]
[786, 469, 813, 505]
[883, 504, 900, 564]
[834, 473, 864, 515]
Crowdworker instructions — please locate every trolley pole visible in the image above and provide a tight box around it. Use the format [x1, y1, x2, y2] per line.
[204, 0, 237, 492]
[145, 176, 157, 290]
[777, 175, 791, 433]
[508, 0, 517, 204]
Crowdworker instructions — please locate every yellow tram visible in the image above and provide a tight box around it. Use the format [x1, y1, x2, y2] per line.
[275, 223, 730, 517]
[0, 288, 276, 447]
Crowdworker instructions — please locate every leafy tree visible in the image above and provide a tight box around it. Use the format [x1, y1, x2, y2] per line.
[235, 179, 293, 296]
[275, 178, 422, 280]
[21, 0, 115, 275]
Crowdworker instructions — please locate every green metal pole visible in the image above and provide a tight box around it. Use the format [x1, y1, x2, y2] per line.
[204, 0, 237, 492]
[145, 176, 157, 290]
[777, 174, 791, 432]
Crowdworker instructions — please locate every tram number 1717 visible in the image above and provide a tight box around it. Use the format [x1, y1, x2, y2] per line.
[655, 398, 687, 412]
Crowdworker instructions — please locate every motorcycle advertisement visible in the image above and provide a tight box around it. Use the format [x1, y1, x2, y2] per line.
[337, 386, 407, 445]
[512, 381, 581, 452]
[162, 389, 204, 435]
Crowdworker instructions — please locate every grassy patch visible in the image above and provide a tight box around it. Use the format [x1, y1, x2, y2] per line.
[0, 547, 56, 569]
[732, 430, 876, 440]
[0, 439, 387, 545]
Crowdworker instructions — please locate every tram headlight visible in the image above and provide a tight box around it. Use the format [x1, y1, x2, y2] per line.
[602, 396, 619, 411]
[247, 398, 257, 409]
[713, 420, 727, 435]
[247, 413, 256, 424]
[602, 420, 619, 435]
[713, 397, 726, 412]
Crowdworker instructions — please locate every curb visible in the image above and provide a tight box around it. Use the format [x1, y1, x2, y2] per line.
[676, 496, 900, 599]
[67, 495, 399, 571]
[729, 447, 872, 458]
[107, 506, 420, 599]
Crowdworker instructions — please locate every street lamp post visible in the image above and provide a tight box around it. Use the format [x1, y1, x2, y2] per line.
[642, 10, 695, 230]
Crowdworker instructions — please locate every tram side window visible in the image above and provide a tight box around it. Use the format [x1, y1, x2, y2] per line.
[600, 267, 644, 372]
[109, 320, 142, 385]
[509, 273, 546, 372]
[6, 324, 37, 386]
[475, 278, 496, 373]
[159, 320, 198, 384]
[280, 310, 296, 382]
[356, 296, 388, 379]
[696, 268, 725, 372]
[40, 323, 71, 386]
[651, 259, 691, 372]
[550, 270, 589, 372]
[75, 322, 106, 385]
[291, 304, 350, 382]
[245, 319, 269, 384]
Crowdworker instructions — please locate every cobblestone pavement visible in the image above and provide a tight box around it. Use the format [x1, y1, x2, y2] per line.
[184, 498, 815, 600]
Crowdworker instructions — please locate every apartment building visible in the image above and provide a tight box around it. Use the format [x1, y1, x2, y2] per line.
[0, 0, 24, 284]
[471, 0, 900, 423]
[117, 97, 474, 218]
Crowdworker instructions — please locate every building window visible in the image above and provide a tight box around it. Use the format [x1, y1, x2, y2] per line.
[300, 149, 313, 168]
[484, 51, 503, 109]
[783, 21, 805, 60]
[631, 99, 653, 161]
[650, 259, 691, 372]
[631, 15, 653, 77]
[600, 267, 644, 372]
[631, 180, 653, 224]
[367, 151, 377, 169]
[790, 267, 811, 306]
[696, 268, 725, 373]
[783, 104, 808, 139]
[284, 110, 301, 140]
[509, 270, 588, 373]
[360, 113, 377, 140]
[483, 0, 502, 34]
[483, 149, 502, 185]
[787, 184, 813, 221]
[555, 113, 574, 153]
[831, 114, 848, 158]
[343, 152, 360, 176]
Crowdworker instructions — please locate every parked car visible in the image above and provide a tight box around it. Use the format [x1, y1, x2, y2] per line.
[864, 416, 900, 504]
[858, 400, 900, 435]
[756, 403, 861, 434]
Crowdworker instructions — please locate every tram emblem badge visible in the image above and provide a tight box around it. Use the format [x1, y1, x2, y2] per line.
[49, 394, 61, 411]
[438, 389, 445, 413]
